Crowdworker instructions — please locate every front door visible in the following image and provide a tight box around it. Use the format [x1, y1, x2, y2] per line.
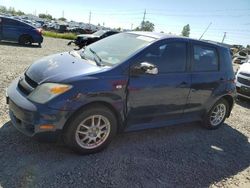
[127, 40, 191, 129]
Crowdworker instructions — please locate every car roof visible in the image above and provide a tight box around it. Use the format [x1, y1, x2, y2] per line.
[127, 31, 228, 49]
[0, 15, 35, 28]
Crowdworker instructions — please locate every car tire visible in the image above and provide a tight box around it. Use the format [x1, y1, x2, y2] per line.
[203, 98, 229, 129]
[19, 35, 32, 45]
[63, 105, 117, 154]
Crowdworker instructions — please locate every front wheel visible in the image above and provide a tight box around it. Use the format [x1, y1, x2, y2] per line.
[203, 98, 229, 129]
[63, 105, 117, 154]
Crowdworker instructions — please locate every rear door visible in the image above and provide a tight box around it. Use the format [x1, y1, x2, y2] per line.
[127, 39, 191, 127]
[185, 42, 224, 117]
[0, 17, 2, 40]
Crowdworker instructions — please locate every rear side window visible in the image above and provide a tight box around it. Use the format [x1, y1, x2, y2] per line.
[4, 18, 18, 26]
[192, 45, 219, 72]
[140, 42, 187, 73]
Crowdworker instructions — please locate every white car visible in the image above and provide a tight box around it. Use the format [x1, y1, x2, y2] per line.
[236, 59, 250, 99]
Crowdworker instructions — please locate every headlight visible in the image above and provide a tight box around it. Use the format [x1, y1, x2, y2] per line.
[28, 83, 72, 104]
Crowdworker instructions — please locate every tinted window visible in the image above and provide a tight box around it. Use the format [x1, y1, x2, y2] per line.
[192, 45, 218, 72]
[239, 51, 247, 56]
[139, 42, 187, 73]
[4, 18, 18, 26]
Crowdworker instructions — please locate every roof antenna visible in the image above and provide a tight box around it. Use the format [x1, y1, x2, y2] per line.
[199, 22, 212, 40]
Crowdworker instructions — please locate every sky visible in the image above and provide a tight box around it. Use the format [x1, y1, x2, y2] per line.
[1, 0, 250, 46]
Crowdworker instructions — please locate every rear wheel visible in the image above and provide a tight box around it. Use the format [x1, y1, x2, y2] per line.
[203, 98, 229, 129]
[19, 35, 32, 45]
[63, 105, 117, 154]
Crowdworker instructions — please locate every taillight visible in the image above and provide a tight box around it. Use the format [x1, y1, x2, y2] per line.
[36, 28, 42, 35]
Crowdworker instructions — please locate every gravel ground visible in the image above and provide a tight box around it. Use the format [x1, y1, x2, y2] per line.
[0, 37, 250, 188]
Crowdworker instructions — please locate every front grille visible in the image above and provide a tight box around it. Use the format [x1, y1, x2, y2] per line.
[237, 86, 250, 97]
[25, 73, 38, 88]
[240, 72, 250, 77]
[18, 82, 30, 95]
[17, 74, 38, 95]
[237, 77, 250, 86]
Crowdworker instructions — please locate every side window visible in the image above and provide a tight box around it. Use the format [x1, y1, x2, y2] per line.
[139, 42, 187, 73]
[4, 18, 18, 26]
[192, 45, 219, 72]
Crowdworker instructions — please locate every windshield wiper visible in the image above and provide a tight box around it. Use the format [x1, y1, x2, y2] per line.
[89, 48, 103, 66]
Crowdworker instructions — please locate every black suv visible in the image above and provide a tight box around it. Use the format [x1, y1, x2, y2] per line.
[68, 29, 119, 49]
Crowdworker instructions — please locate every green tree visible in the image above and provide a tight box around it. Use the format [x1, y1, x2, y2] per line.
[247, 45, 250, 49]
[181, 24, 190, 37]
[39, 13, 53, 20]
[135, 20, 155, 32]
[16, 10, 25, 16]
[58, 17, 67, 21]
[0, 6, 24, 15]
[8, 7, 16, 15]
[0, 6, 7, 13]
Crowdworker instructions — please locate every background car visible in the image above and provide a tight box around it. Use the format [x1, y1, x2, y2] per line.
[0, 16, 43, 46]
[232, 50, 250, 64]
[236, 59, 250, 99]
[67, 29, 119, 49]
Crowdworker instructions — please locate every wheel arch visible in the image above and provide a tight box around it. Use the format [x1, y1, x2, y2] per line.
[63, 101, 124, 133]
[18, 34, 34, 43]
[221, 95, 234, 117]
[206, 94, 234, 118]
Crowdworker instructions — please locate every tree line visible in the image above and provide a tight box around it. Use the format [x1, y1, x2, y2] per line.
[0, 6, 25, 16]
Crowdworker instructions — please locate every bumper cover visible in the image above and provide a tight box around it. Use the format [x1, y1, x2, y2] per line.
[7, 79, 71, 137]
[236, 82, 250, 99]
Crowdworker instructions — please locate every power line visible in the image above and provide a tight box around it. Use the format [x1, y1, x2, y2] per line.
[147, 12, 250, 18]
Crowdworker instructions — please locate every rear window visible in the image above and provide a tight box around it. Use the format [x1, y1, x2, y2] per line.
[192, 45, 219, 72]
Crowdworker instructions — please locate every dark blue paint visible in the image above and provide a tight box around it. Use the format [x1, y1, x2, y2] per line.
[0, 16, 43, 44]
[7, 32, 236, 137]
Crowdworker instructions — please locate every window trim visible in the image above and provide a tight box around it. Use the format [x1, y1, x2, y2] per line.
[191, 43, 220, 73]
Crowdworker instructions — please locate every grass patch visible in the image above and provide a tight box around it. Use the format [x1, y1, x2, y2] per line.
[42, 31, 77, 40]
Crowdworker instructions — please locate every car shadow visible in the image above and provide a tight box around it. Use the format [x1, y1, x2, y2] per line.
[236, 97, 250, 109]
[0, 41, 41, 48]
[0, 121, 249, 187]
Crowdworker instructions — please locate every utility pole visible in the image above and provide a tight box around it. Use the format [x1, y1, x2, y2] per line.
[131, 23, 133, 30]
[88, 11, 92, 25]
[141, 9, 146, 28]
[199, 22, 212, 40]
[222, 32, 227, 43]
[62, 10, 64, 18]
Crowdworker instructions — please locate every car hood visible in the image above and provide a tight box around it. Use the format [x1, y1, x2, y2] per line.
[25, 52, 104, 84]
[239, 62, 250, 74]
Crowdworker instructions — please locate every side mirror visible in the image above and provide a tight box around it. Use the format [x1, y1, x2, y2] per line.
[131, 62, 158, 75]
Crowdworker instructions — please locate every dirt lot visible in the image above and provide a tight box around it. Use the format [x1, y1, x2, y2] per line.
[0, 37, 250, 188]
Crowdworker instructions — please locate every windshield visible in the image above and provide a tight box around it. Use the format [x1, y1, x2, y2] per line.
[80, 33, 156, 66]
[93, 30, 107, 37]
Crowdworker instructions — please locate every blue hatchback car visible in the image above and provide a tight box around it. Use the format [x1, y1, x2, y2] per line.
[7, 32, 236, 154]
[0, 16, 43, 46]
